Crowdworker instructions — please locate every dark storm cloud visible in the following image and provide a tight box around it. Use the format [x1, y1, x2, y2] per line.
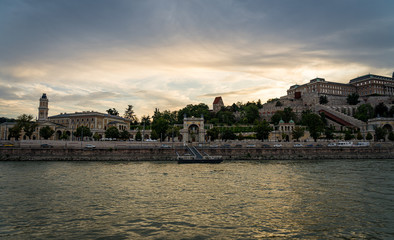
[1, 0, 393, 118]
[0, 0, 177, 64]
[1, 0, 393, 68]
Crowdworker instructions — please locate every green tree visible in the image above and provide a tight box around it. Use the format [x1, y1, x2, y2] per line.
[255, 120, 273, 141]
[207, 127, 220, 141]
[346, 93, 360, 105]
[257, 99, 263, 109]
[271, 107, 297, 125]
[166, 126, 180, 141]
[325, 126, 335, 140]
[40, 126, 55, 140]
[354, 104, 374, 122]
[388, 132, 394, 141]
[221, 129, 236, 141]
[105, 126, 120, 139]
[154, 109, 177, 125]
[344, 130, 354, 140]
[14, 114, 38, 140]
[0, 117, 15, 124]
[151, 117, 169, 141]
[375, 127, 387, 141]
[366, 132, 373, 141]
[292, 126, 305, 141]
[120, 130, 130, 140]
[231, 103, 240, 112]
[106, 108, 119, 116]
[374, 103, 388, 117]
[356, 132, 363, 140]
[124, 105, 137, 122]
[389, 106, 394, 117]
[60, 132, 69, 140]
[141, 115, 151, 127]
[150, 130, 159, 140]
[319, 95, 328, 104]
[319, 112, 328, 126]
[275, 101, 283, 107]
[74, 126, 92, 140]
[135, 130, 142, 141]
[301, 112, 324, 141]
[243, 104, 260, 124]
[8, 125, 21, 140]
[216, 109, 235, 125]
[177, 103, 211, 123]
[93, 132, 100, 141]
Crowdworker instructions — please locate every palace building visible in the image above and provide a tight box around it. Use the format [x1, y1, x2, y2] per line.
[287, 73, 394, 99]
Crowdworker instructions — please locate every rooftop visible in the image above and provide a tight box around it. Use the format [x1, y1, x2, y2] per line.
[349, 74, 393, 83]
[213, 96, 223, 105]
[49, 111, 131, 122]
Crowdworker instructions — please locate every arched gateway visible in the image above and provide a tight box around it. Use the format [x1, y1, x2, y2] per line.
[180, 116, 206, 143]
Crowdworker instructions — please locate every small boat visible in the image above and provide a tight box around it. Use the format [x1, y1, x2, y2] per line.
[178, 156, 223, 164]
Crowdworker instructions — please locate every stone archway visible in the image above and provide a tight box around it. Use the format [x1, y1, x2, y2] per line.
[64, 131, 71, 140]
[56, 130, 62, 140]
[188, 124, 199, 142]
[180, 116, 206, 143]
[383, 124, 393, 132]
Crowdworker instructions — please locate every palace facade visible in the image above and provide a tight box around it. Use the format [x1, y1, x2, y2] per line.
[287, 73, 394, 99]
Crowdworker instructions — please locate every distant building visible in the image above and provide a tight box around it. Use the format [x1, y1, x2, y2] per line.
[1, 94, 133, 140]
[49, 111, 131, 140]
[349, 74, 394, 97]
[287, 78, 356, 98]
[213, 96, 224, 113]
[287, 73, 394, 99]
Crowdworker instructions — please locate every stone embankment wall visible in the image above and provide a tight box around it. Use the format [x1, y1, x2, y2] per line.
[1, 147, 393, 161]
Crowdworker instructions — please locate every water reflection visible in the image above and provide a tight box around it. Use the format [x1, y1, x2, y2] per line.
[0, 160, 393, 239]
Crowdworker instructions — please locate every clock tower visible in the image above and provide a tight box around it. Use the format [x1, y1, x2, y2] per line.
[38, 93, 49, 122]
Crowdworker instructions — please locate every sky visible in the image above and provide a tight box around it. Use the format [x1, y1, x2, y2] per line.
[1, 0, 393, 119]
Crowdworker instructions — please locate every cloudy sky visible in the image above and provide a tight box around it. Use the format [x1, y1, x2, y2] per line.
[1, 0, 393, 119]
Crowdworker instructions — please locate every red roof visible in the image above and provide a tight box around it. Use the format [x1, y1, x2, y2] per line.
[213, 96, 223, 104]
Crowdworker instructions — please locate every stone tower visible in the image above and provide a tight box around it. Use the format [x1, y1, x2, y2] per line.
[38, 93, 49, 122]
[213, 96, 224, 113]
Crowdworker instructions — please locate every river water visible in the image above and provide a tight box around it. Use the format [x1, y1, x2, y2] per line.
[1, 159, 393, 239]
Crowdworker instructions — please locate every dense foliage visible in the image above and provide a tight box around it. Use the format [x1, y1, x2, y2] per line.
[354, 104, 374, 122]
[105, 126, 120, 139]
[255, 120, 273, 141]
[74, 126, 93, 139]
[319, 95, 328, 104]
[346, 93, 360, 105]
[301, 111, 325, 141]
[39, 126, 55, 140]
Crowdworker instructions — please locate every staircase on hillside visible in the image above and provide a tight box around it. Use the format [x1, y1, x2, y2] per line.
[315, 104, 366, 130]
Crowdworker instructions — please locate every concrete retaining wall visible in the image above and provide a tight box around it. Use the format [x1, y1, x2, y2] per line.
[1, 147, 393, 161]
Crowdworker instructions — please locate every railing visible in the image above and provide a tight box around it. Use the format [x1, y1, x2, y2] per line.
[188, 146, 203, 159]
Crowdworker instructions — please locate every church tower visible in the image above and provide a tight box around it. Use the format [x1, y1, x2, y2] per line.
[38, 93, 49, 122]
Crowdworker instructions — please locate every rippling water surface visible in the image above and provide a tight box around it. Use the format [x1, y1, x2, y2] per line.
[1, 159, 394, 239]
